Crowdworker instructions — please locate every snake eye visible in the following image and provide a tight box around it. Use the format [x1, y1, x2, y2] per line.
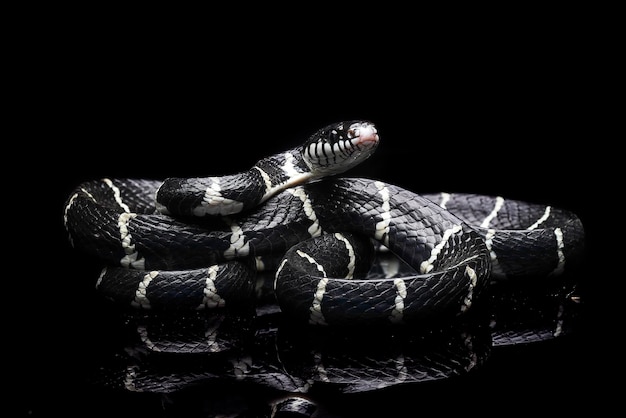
[328, 128, 344, 144]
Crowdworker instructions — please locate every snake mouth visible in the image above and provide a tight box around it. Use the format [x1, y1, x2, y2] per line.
[349, 122, 379, 147]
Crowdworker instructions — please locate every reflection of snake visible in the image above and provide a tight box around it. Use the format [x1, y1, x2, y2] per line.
[88, 284, 581, 415]
[63, 120, 585, 325]
[93, 308, 493, 394]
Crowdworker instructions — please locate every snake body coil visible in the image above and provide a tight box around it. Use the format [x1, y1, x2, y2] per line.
[63, 120, 585, 326]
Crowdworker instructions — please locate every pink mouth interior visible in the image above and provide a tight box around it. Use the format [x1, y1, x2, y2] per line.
[354, 124, 379, 146]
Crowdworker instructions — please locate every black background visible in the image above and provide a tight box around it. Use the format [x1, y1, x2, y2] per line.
[12, 20, 613, 416]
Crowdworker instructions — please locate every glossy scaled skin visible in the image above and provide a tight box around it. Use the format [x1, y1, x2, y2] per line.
[63, 120, 584, 326]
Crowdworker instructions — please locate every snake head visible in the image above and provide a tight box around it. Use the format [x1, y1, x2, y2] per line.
[302, 120, 379, 176]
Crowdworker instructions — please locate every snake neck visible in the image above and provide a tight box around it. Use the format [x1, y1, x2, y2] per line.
[155, 120, 379, 218]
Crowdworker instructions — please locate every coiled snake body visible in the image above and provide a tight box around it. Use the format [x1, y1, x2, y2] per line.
[63, 120, 585, 326]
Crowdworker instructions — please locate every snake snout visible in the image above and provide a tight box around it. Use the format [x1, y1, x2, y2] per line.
[349, 121, 379, 146]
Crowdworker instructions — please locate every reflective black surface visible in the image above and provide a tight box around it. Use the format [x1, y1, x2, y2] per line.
[22, 264, 592, 416]
[18, 53, 608, 416]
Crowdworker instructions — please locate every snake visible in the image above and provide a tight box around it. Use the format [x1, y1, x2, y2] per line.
[63, 120, 586, 326]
